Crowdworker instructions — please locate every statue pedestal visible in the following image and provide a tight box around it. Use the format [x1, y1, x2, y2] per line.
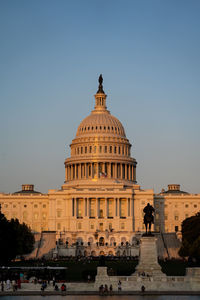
[94, 266, 118, 289]
[134, 236, 166, 278]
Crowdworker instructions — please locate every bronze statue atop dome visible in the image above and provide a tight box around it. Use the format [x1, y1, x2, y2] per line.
[97, 74, 105, 94]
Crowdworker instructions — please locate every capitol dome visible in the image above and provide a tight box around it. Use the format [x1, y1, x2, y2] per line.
[63, 75, 137, 185]
[76, 110, 126, 138]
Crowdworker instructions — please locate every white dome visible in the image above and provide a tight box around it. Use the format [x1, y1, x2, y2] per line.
[76, 110, 126, 138]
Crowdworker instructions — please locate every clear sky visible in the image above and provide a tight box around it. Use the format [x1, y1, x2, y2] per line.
[0, 0, 200, 194]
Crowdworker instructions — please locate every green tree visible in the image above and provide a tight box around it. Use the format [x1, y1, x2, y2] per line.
[179, 212, 200, 262]
[0, 211, 35, 263]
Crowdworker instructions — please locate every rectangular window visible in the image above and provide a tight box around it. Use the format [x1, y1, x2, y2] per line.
[105, 146, 107, 153]
[120, 223, 125, 230]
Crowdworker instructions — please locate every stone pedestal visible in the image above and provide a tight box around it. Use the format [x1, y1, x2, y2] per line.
[94, 266, 118, 289]
[134, 236, 165, 278]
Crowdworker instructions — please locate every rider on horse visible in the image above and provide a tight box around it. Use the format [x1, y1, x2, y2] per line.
[143, 203, 155, 235]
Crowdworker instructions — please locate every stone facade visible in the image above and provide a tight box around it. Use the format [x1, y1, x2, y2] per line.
[0, 78, 200, 255]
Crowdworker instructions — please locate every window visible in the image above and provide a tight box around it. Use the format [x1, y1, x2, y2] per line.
[57, 223, 61, 230]
[34, 213, 38, 220]
[109, 146, 112, 153]
[13, 204, 16, 208]
[109, 223, 112, 230]
[81, 147, 83, 154]
[78, 209, 82, 218]
[23, 211, 28, 220]
[175, 226, 179, 232]
[42, 213, 46, 220]
[194, 204, 197, 208]
[185, 204, 188, 208]
[77, 223, 82, 230]
[85, 147, 87, 153]
[89, 146, 92, 153]
[118, 147, 121, 154]
[120, 223, 125, 230]
[57, 211, 62, 218]
[99, 146, 102, 153]
[90, 223, 94, 229]
[34, 204, 38, 208]
[43, 204, 46, 208]
[24, 205, 27, 208]
[114, 147, 116, 153]
[105, 146, 107, 153]
[164, 215, 168, 220]
[174, 215, 179, 221]
[185, 214, 189, 218]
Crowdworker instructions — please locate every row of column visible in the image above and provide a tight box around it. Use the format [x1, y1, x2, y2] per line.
[72, 198, 132, 219]
[66, 162, 136, 182]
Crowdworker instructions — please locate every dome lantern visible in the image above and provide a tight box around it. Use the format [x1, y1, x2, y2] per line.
[94, 74, 107, 111]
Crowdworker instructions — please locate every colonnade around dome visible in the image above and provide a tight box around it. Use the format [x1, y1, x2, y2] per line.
[65, 161, 136, 182]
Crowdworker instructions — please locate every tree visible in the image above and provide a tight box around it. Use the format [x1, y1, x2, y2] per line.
[179, 212, 200, 262]
[0, 211, 35, 263]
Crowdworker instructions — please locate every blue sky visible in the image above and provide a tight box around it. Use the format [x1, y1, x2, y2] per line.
[0, 0, 200, 194]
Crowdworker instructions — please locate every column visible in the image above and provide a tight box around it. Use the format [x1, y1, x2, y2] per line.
[128, 198, 130, 217]
[131, 166, 135, 181]
[102, 162, 105, 174]
[72, 198, 74, 216]
[71, 165, 73, 180]
[119, 198, 121, 217]
[108, 163, 111, 178]
[120, 164, 123, 179]
[74, 198, 77, 217]
[106, 198, 108, 218]
[75, 164, 77, 180]
[96, 198, 99, 218]
[85, 198, 87, 216]
[88, 198, 90, 217]
[115, 163, 117, 178]
[125, 164, 127, 180]
[134, 166, 136, 182]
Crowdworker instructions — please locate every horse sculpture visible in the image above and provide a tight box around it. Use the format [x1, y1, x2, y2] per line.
[143, 203, 155, 235]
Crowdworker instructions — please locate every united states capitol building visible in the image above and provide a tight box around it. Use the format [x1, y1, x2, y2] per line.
[1, 76, 200, 258]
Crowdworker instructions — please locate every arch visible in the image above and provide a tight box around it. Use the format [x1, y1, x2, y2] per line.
[88, 236, 94, 244]
[99, 237, 105, 246]
[121, 237, 126, 244]
[116, 250, 120, 257]
[66, 237, 72, 246]
[77, 250, 82, 256]
[100, 251, 105, 256]
[123, 250, 126, 256]
[108, 251, 113, 256]
[84, 250, 88, 256]
[132, 236, 138, 246]
[110, 237, 115, 246]
[77, 237, 83, 245]
[91, 250, 96, 256]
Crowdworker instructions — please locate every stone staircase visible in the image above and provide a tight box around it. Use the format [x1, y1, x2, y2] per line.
[37, 231, 56, 259]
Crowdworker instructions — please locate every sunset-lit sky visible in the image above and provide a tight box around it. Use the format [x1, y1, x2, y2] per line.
[0, 0, 200, 194]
